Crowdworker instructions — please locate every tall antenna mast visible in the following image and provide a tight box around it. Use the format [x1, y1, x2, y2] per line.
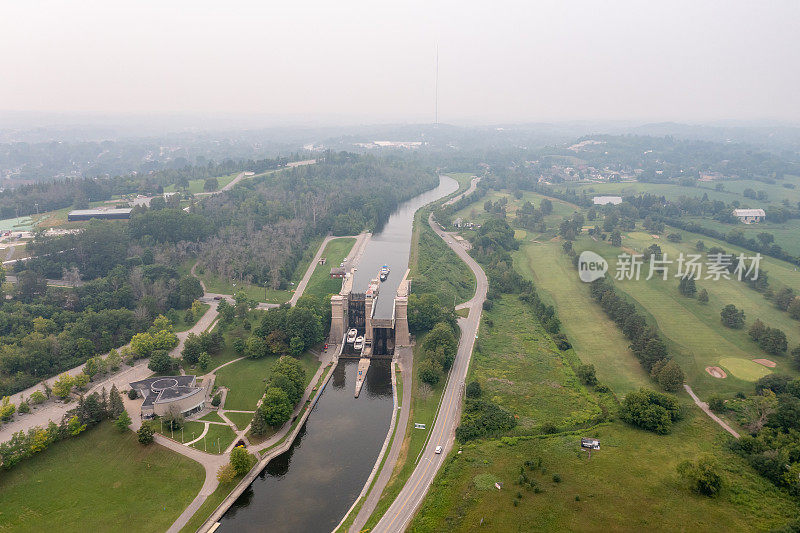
[435, 45, 439, 127]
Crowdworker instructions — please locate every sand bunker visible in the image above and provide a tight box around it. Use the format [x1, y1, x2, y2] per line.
[753, 359, 777, 368]
[706, 366, 727, 378]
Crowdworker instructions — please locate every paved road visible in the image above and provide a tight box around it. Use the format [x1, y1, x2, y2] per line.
[372, 213, 488, 533]
[442, 175, 480, 206]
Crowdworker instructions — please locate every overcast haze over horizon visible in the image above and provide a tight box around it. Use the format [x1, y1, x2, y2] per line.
[2, 0, 799, 126]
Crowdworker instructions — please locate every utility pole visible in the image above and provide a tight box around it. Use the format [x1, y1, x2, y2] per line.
[435, 45, 439, 128]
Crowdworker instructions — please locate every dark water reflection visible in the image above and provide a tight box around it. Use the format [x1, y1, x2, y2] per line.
[219, 360, 392, 533]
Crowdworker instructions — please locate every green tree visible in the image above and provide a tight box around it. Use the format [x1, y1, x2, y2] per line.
[720, 304, 745, 329]
[108, 384, 125, 417]
[652, 359, 685, 392]
[259, 387, 293, 427]
[130, 332, 155, 359]
[52, 373, 75, 400]
[217, 462, 236, 484]
[68, 415, 87, 436]
[678, 276, 697, 297]
[115, 410, 132, 431]
[229, 445, 251, 475]
[137, 422, 154, 444]
[148, 350, 175, 374]
[198, 351, 211, 371]
[610, 230, 622, 247]
[245, 335, 269, 359]
[697, 288, 709, 304]
[418, 359, 441, 386]
[465, 381, 482, 398]
[0, 396, 16, 421]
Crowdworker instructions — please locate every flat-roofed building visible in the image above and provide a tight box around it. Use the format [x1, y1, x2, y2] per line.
[67, 208, 132, 222]
[733, 208, 765, 224]
[592, 196, 623, 206]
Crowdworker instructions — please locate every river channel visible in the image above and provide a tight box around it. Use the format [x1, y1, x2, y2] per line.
[217, 175, 458, 532]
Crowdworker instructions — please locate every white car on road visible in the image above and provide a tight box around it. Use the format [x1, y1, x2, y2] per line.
[347, 328, 357, 343]
[435, 445, 443, 454]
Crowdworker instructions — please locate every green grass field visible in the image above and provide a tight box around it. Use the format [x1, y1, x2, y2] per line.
[214, 351, 320, 411]
[471, 295, 603, 432]
[514, 241, 649, 395]
[0, 422, 204, 532]
[198, 410, 225, 423]
[685, 216, 800, 258]
[302, 237, 356, 301]
[411, 413, 800, 532]
[195, 270, 293, 303]
[572, 231, 800, 397]
[224, 410, 254, 430]
[451, 189, 577, 231]
[163, 173, 239, 194]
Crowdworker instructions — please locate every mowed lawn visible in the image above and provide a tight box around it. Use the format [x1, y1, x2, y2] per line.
[411, 412, 800, 532]
[302, 237, 356, 301]
[214, 351, 320, 411]
[684, 216, 800, 258]
[0, 422, 204, 532]
[514, 240, 650, 395]
[163, 172, 239, 194]
[472, 296, 602, 432]
[578, 231, 800, 396]
[225, 411, 255, 431]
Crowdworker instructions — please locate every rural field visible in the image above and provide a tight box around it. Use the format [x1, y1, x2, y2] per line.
[684, 215, 800, 258]
[411, 412, 800, 532]
[514, 240, 650, 395]
[470, 295, 606, 433]
[573, 230, 800, 397]
[0, 423, 204, 532]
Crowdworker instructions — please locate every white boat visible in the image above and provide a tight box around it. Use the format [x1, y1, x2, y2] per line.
[354, 335, 364, 350]
[346, 328, 357, 343]
[379, 265, 390, 281]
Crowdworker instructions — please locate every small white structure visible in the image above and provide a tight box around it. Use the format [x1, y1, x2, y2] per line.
[733, 208, 765, 224]
[592, 196, 622, 206]
[581, 437, 600, 450]
[453, 217, 463, 228]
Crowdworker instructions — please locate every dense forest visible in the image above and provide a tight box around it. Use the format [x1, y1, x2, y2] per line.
[0, 153, 437, 395]
[196, 153, 438, 289]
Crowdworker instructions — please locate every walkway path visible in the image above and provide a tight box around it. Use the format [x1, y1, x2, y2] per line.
[684, 384, 740, 438]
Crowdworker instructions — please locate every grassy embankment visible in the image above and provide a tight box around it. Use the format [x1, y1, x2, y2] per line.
[409, 188, 800, 531]
[301, 237, 356, 301]
[0, 422, 205, 532]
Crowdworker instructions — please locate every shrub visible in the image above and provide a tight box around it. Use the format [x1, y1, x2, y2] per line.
[128, 388, 139, 400]
[465, 381, 482, 398]
[115, 410, 132, 431]
[576, 364, 597, 386]
[707, 396, 725, 412]
[619, 388, 682, 434]
[29, 390, 46, 405]
[677, 456, 723, 497]
[456, 399, 517, 442]
[211, 394, 222, 407]
[18, 401, 30, 414]
[552, 473, 562, 483]
[217, 463, 236, 484]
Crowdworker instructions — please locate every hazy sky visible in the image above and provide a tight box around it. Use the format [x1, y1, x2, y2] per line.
[1, 0, 798, 124]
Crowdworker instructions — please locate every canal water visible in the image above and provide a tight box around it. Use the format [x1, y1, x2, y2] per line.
[353, 175, 459, 318]
[217, 175, 458, 532]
